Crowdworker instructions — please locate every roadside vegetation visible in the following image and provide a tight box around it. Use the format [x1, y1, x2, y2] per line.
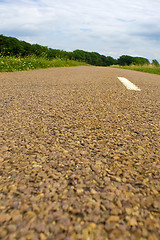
[0, 34, 160, 74]
[0, 35, 116, 68]
[0, 55, 88, 72]
[111, 55, 160, 75]
[111, 64, 160, 75]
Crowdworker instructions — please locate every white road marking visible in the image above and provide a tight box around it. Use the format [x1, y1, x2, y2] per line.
[117, 77, 141, 91]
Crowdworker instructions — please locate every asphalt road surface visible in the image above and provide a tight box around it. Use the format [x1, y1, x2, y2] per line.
[0, 66, 160, 240]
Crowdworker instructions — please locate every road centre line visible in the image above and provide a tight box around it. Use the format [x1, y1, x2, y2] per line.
[117, 77, 141, 91]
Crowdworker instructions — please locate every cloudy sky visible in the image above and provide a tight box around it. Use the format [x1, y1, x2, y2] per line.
[0, 0, 160, 62]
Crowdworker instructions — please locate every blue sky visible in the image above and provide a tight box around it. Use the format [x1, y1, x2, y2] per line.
[0, 0, 160, 62]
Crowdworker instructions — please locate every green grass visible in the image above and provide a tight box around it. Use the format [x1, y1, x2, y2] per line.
[1, 56, 160, 75]
[0, 55, 89, 72]
[111, 64, 160, 75]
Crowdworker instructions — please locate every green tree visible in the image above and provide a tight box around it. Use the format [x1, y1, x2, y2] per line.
[104, 56, 117, 66]
[0, 35, 24, 56]
[73, 50, 87, 62]
[152, 59, 159, 67]
[117, 55, 134, 66]
[133, 57, 150, 65]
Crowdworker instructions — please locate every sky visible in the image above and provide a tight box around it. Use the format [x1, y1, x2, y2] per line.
[0, 0, 160, 62]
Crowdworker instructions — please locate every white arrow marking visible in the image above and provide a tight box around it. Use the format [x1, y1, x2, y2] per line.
[118, 77, 141, 91]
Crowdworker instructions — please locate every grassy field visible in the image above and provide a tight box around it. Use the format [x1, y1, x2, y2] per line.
[111, 64, 160, 75]
[0, 55, 89, 72]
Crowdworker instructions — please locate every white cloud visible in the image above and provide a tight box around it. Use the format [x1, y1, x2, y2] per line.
[0, 0, 160, 61]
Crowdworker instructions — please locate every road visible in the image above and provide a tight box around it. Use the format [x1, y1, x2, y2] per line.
[0, 66, 160, 240]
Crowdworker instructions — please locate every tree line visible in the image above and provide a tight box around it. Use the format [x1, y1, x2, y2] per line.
[0, 35, 159, 67]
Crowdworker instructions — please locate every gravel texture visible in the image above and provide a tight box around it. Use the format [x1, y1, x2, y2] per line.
[0, 66, 160, 240]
